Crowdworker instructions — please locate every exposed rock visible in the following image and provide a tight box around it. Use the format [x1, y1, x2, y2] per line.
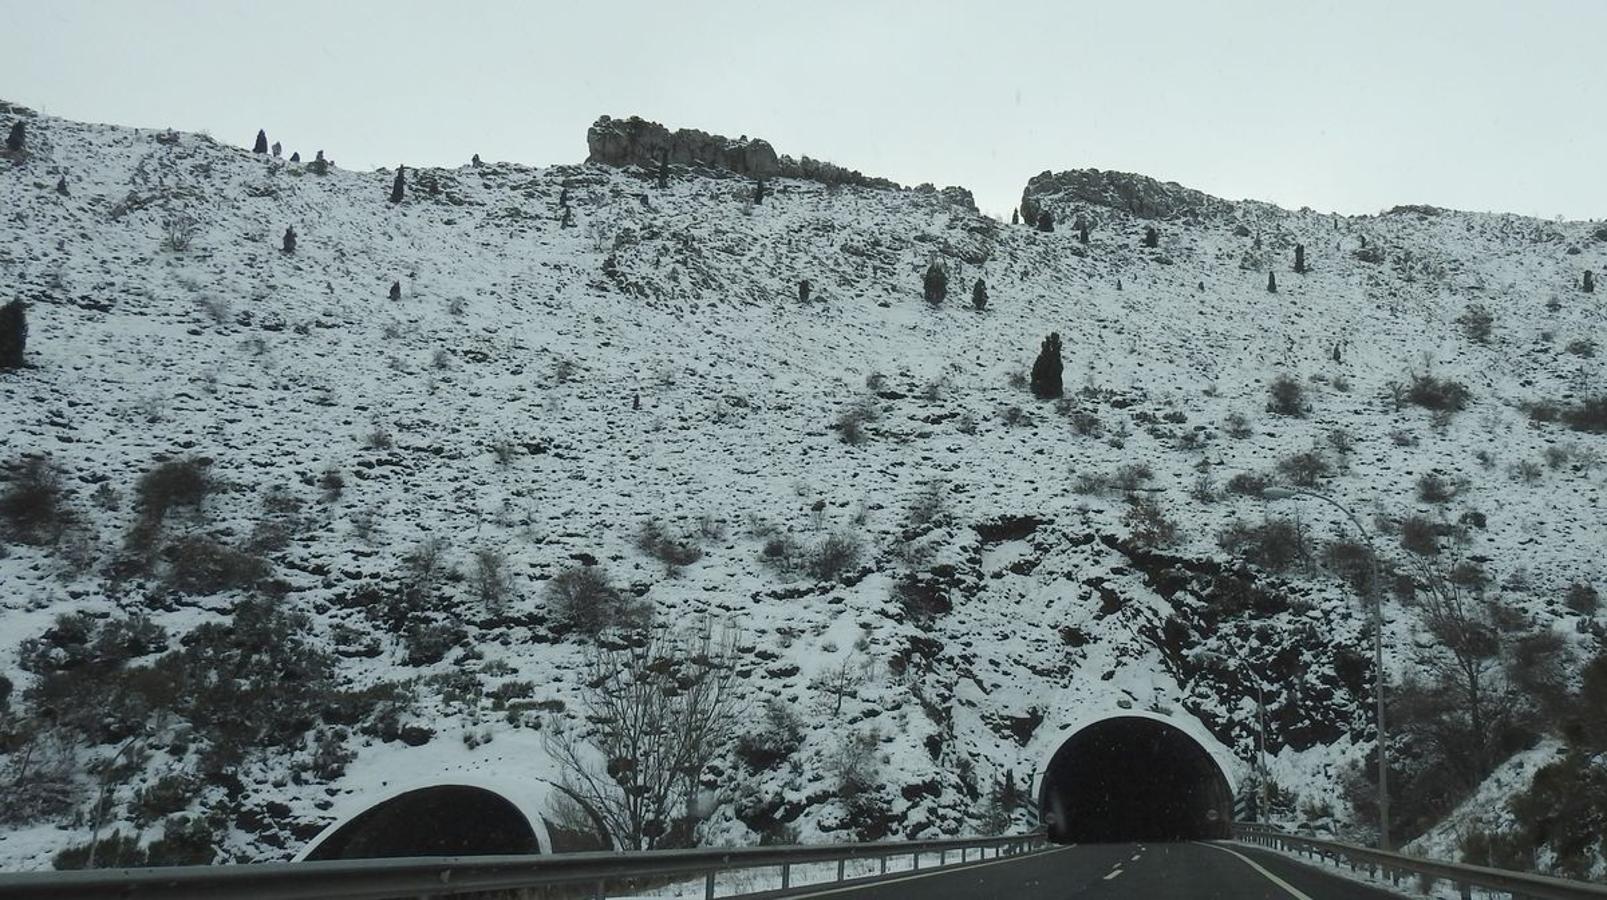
[1020, 168, 1233, 224]
[586, 115, 903, 192]
[587, 115, 780, 179]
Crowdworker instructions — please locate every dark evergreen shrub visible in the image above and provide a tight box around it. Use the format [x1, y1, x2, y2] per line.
[1267, 271, 1278, 293]
[1142, 226, 1159, 248]
[1266, 373, 1304, 416]
[167, 599, 335, 761]
[1564, 582, 1599, 617]
[136, 458, 211, 522]
[1, 456, 67, 544]
[0, 299, 26, 369]
[798, 279, 811, 303]
[1078, 223, 1089, 244]
[1561, 395, 1607, 433]
[281, 226, 296, 254]
[53, 831, 145, 870]
[252, 130, 268, 154]
[1030, 332, 1063, 400]
[1406, 374, 1471, 412]
[1294, 243, 1307, 273]
[5, 121, 24, 154]
[1456, 304, 1494, 343]
[144, 815, 216, 866]
[971, 278, 988, 311]
[923, 262, 948, 304]
[1417, 473, 1456, 504]
[388, 280, 401, 301]
[162, 536, 267, 594]
[1036, 210, 1053, 232]
[1585, 271, 1595, 293]
[389, 165, 405, 203]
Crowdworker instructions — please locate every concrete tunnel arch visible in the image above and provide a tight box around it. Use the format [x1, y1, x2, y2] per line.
[296, 777, 561, 861]
[1035, 713, 1236, 844]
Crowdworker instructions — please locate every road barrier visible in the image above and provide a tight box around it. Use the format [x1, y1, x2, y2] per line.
[0, 831, 1050, 900]
[1233, 824, 1607, 900]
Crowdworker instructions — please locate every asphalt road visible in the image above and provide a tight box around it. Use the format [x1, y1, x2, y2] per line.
[774, 841, 1405, 899]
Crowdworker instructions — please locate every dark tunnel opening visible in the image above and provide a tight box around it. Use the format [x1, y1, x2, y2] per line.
[305, 785, 540, 860]
[1040, 716, 1231, 844]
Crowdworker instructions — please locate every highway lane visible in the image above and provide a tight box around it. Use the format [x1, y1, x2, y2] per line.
[773, 840, 1405, 899]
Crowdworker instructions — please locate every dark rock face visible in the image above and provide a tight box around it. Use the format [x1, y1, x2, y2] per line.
[586, 115, 905, 193]
[587, 115, 781, 179]
[1019, 168, 1233, 224]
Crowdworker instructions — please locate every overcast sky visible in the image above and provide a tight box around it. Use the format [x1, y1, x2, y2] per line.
[3, 0, 1602, 221]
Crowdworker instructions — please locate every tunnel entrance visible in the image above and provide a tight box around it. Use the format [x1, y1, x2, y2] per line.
[305, 785, 540, 860]
[1039, 716, 1231, 843]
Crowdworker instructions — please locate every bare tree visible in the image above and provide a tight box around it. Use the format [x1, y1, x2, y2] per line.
[1394, 531, 1568, 816]
[811, 656, 867, 717]
[546, 624, 741, 849]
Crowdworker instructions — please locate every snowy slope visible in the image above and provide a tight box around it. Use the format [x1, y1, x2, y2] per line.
[0, 101, 1603, 870]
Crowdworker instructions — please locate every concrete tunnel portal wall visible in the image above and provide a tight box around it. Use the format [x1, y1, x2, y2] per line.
[1038, 714, 1234, 843]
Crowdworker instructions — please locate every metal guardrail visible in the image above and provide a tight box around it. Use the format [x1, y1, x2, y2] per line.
[1233, 824, 1607, 900]
[0, 831, 1050, 900]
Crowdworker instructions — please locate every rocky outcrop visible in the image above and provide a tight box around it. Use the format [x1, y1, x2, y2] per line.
[587, 115, 781, 179]
[1019, 168, 1233, 224]
[586, 115, 903, 192]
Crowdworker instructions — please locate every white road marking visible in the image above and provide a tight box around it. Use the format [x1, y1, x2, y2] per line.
[1130, 853, 1141, 861]
[1103, 868, 1124, 880]
[779, 845, 1076, 898]
[1198, 842, 1316, 900]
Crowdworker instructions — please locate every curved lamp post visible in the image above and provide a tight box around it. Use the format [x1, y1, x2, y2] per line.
[1262, 486, 1391, 851]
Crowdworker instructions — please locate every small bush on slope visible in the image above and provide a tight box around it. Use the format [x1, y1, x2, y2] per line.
[1218, 518, 1308, 572]
[806, 531, 864, 582]
[136, 458, 212, 523]
[544, 565, 648, 635]
[1267, 373, 1306, 417]
[1405, 373, 1472, 412]
[1, 457, 70, 545]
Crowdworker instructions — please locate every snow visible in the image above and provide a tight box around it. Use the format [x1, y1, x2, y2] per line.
[0, 102, 1603, 871]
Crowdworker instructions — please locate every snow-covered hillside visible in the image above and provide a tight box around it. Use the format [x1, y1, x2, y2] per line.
[0, 101, 1603, 874]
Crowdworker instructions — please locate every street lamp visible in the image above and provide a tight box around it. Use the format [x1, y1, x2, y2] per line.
[1262, 486, 1391, 851]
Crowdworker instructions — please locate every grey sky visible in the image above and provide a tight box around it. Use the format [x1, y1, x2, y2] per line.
[3, 0, 1603, 221]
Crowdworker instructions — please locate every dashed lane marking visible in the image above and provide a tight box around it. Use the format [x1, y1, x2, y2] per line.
[1197, 842, 1316, 900]
[780, 845, 1078, 899]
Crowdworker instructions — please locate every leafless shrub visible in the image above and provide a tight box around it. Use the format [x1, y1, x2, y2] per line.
[194, 295, 231, 325]
[1277, 450, 1331, 487]
[473, 547, 514, 609]
[1122, 494, 1179, 549]
[1223, 411, 1253, 439]
[545, 626, 740, 849]
[161, 212, 200, 252]
[835, 398, 880, 445]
